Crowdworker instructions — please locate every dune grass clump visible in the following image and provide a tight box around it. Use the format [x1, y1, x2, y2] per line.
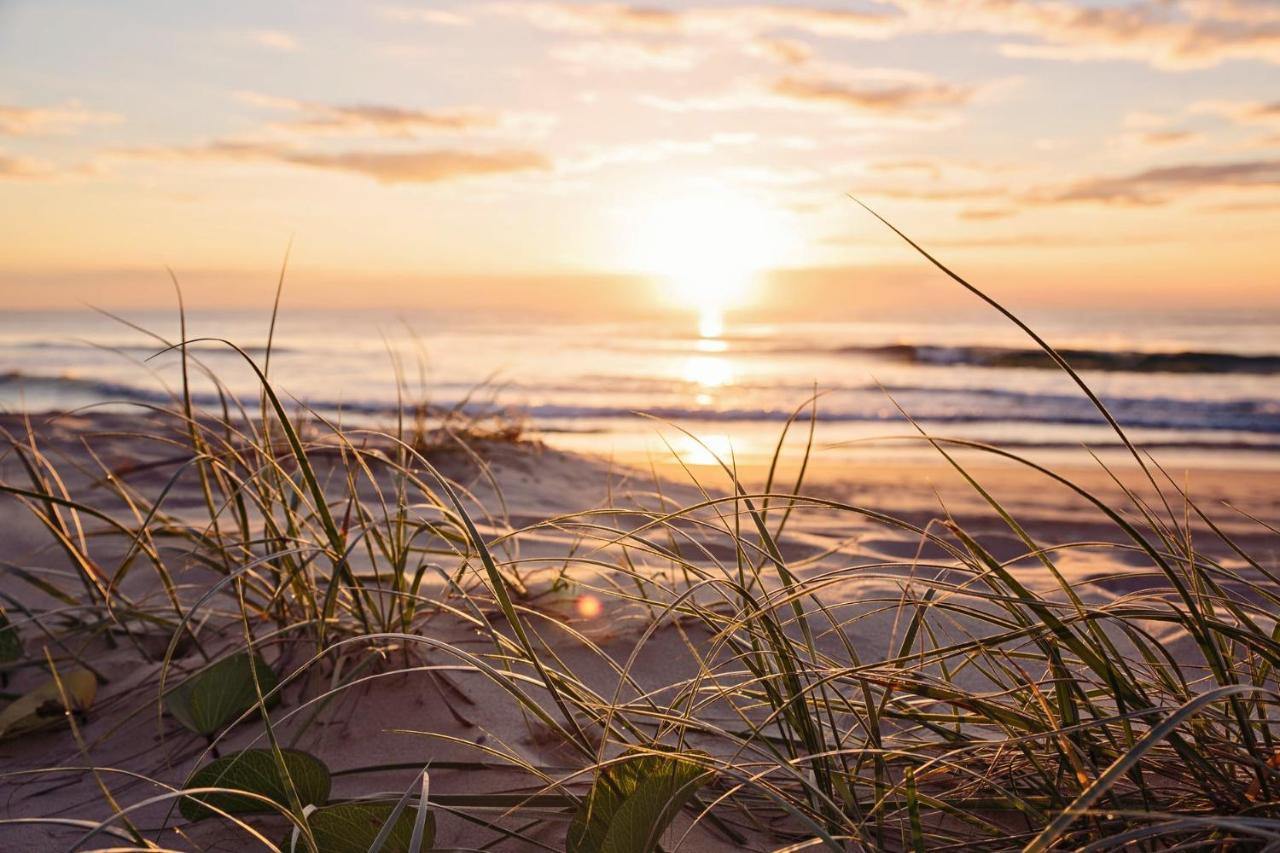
[1, 217, 1278, 850]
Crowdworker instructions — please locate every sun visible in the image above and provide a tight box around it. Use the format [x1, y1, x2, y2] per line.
[624, 188, 792, 334]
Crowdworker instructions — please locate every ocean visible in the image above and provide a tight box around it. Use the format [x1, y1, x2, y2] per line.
[2, 306, 1278, 469]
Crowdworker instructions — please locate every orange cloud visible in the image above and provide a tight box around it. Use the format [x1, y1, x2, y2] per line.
[486, 2, 897, 38]
[1031, 159, 1280, 204]
[0, 102, 121, 136]
[491, 2, 1280, 69]
[746, 37, 814, 66]
[488, 2, 681, 33]
[1193, 99, 1280, 127]
[284, 148, 550, 183]
[1116, 129, 1202, 150]
[770, 73, 975, 113]
[116, 140, 551, 184]
[904, 0, 1280, 69]
[1178, 0, 1280, 25]
[959, 207, 1017, 220]
[237, 93, 499, 137]
[0, 151, 56, 179]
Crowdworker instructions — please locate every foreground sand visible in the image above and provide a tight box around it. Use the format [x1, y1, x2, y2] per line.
[1, 411, 1276, 850]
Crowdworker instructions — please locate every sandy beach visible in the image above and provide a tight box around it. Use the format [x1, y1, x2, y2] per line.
[7, 1, 1280, 847]
[2, 409, 1276, 850]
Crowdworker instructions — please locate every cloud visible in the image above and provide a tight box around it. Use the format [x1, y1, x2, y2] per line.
[913, 0, 1280, 70]
[0, 151, 57, 179]
[281, 148, 550, 183]
[852, 155, 1280, 210]
[746, 37, 814, 66]
[0, 102, 122, 136]
[864, 185, 1005, 202]
[1030, 158, 1280, 204]
[489, 2, 682, 33]
[488, 1, 1280, 69]
[1247, 102, 1280, 121]
[738, 6, 902, 38]
[1137, 129, 1200, 146]
[115, 140, 551, 184]
[636, 70, 979, 125]
[549, 39, 702, 71]
[1115, 129, 1202, 149]
[636, 91, 764, 113]
[1177, 0, 1280, 25]
[236, 92, 500, 137]
[959, 207, 1017, 220]
[1192, 99, 1280, 127]
[247, 30, 299, 51]
[485, 2, 898, 38]
[769, 73, 975, 114]
[380, 6, 471, 26]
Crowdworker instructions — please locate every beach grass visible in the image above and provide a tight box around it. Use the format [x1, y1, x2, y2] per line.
[1, 221, 1279, 851]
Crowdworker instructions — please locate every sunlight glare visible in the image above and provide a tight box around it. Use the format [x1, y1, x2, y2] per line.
[698, 305, 725, 339]
[676, 433, 734, 466]
[627, 189, 792, 329]
[683, 353, 734, 389]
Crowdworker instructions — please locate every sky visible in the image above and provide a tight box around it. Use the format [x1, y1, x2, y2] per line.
[1, 0, 1278, 316]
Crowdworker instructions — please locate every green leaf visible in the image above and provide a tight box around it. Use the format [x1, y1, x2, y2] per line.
[0, 610, 21, 664]
[298, 801, 435, 853]
[0, 669, 96, 739]
[181, 748, 330, 822]
[567, 751, 712, 853]
[165, 652, 279, 736]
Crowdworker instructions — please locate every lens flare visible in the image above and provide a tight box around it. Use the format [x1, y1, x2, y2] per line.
[576, 594, 603, 619]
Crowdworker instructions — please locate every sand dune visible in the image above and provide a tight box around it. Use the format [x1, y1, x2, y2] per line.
[1, 411, 1277, 850]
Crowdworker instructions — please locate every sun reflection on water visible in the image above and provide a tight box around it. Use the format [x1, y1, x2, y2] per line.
[683, 353, 733, 390]
[685, 309, 734, 405]
[671, 296, 739, 461]
[698, 305, 724, 339]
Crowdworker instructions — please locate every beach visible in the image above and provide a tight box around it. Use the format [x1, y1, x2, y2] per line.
[7, 0, 1280, 847]
[3, 408, 1276, 850]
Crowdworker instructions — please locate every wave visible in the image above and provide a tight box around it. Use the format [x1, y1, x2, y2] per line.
[526, 400, 1280, 435]
[0, 340, 290, 356]
[835, 344, 1280, 375]
[7, 334, 1277, 376]
[4, 370, 1278, 437]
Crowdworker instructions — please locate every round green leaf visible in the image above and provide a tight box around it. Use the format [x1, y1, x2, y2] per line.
[567, 751, 711, 853]
[299, 801, 435, 853]
[164, 651, 279, 736]
[181, 748, 331, 822]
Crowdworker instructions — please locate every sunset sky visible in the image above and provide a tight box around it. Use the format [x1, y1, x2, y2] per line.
[2, 0, 1278, 314]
